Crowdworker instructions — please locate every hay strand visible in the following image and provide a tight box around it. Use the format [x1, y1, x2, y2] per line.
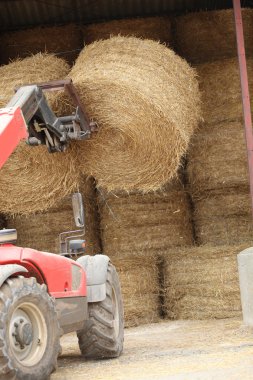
[175, 8, 253, 63]
[82, 17, 172, 45]
[56, 36, 201, 192]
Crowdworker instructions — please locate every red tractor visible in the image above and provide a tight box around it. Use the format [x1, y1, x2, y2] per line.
[0, 81, 124, 379]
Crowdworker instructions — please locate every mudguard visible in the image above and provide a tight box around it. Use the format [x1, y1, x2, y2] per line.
[77, 255, 110, 303]
[0, 264, 28, 288]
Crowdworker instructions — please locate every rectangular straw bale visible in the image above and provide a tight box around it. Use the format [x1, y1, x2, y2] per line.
[174, 9, 253, 64]
[98, 180, 193, 256]
[196, 58, 253, 125]
[111, 253, 160, 327]
[7, 177, 101, 255]
[0, 24, 83, 65]
[163, 244, 248, 320]
[187, 120, 248, 194]
[193, 189, 253, 246]
[82, 16, 172, 46]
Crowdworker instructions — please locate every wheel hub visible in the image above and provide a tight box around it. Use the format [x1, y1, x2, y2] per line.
[13, 319, 33, 348]
[9, 303, 48, 366]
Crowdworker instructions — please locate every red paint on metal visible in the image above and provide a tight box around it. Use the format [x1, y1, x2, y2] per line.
[233, 0, 253, 219]
[0, 107, 28, 169]
[0, 245, 87, 298]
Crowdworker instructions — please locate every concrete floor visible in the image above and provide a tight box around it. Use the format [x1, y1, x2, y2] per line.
[51, 318, 253, 380]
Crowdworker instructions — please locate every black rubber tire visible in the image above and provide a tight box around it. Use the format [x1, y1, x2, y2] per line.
[77, 262, 124, 359]
[0, 276, 61, 380]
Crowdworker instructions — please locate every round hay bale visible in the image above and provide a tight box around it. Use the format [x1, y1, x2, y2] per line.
[193, 188, 253, 246]
[0, 53, 70, 108]
[187, 120, 248, 194]
[163, 244, 248, 320]
[111, 254, 160, 327]
[175, 8, 253, 63]
[82, 17, 172, 45]
[0, 24, 83, 65]
[98, 179, 194, 256]
[0, 54, 81, 215]
[196, 58, 253, 125]
[7, 176, 102, 255]
[55, 36, 201, 192]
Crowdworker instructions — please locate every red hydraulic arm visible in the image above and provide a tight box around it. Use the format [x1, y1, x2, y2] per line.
[0, 107, 28, 169]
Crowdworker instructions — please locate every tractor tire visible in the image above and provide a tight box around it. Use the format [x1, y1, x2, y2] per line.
[77, 262, 124, 359]
[0, 276, 61, 380]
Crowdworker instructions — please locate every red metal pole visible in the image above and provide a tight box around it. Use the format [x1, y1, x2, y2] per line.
[233, 0, 253, 219]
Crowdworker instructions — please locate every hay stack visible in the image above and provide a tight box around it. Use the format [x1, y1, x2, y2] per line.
[7, 177, 101, 255]
[193, 189, 253, 245]
[163, 244, 248, 320]
[175, 8, 253, 63]
[98, 178, 194, 327]
[187, 120, 251, 245]
[186, 58, 253, 245]
[188, 120, 248, 194]
[98, 180, 193, 254]
[55, 36, 201, 192]
[111, 253, 160, 327]
[0, 54, 82, 215]
[196, 58, 253, 125]
[82, 17, 172, 45]
[0, 24, 83, 65]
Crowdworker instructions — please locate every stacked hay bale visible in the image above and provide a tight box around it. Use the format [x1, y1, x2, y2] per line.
[175, 9, 253, 246]
[161, 9, 253, 321]
[0, 24, 83, 65]
[7, 177, 101, 255]
[188, 59, 253, 246]
[174, 8, 253, 63]
[163, 245, 247, 320]
[82, 16, 172, 46]
[0, 53, 82, 216]
[53, 36, 200, 326]
[98, 179, 194, 327]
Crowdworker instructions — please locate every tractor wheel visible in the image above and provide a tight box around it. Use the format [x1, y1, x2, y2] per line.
[77, 262, 124, 359]
[0, 276, 61, 380]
